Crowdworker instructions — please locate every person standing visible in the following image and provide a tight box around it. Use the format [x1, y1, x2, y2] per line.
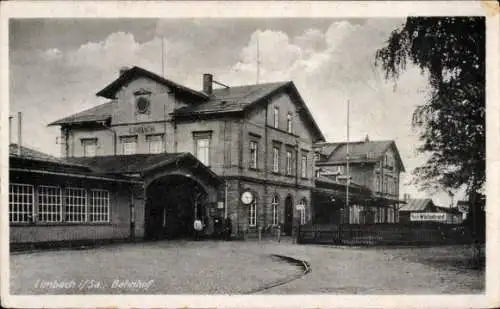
[193, 218, 203, 240]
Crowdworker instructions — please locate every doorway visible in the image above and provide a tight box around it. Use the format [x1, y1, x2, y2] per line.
[284, 195, 294, 236]
[144, 175, 207, 240]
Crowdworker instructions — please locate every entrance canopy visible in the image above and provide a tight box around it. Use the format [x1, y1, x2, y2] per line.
[66, 153, 223, 200]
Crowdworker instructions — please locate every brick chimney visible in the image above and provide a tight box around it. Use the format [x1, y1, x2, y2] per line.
[119, 66, 130, 76]
[203, 73, 213, 95]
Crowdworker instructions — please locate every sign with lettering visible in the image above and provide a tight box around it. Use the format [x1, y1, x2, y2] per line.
[129, 126, 156, 134]
[410, 212, 447, 222]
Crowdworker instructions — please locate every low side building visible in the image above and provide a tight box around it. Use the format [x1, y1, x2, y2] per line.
[9, 144, 223, 248]
[398, 198, 462, 224]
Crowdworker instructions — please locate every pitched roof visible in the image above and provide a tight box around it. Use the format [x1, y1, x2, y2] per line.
[313, 142, 343, 158]
[9, 144, 99, 175]
[65, 153, 186, 174]
[48, 101, 115, 126]
[49, 66, 325, 142]
[316, 140, 405, 172]
[9, 143, 60, 162]
[173, 82, 287, 116]
[96, 66, 209, 100]
[174, 81, 325, 142]
[64, 152, 223, 183]
[399, 198, 434, 211]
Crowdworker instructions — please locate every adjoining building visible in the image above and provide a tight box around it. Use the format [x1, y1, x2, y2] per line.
[399, 198, 463, 224]
[313, 137, 406, 224]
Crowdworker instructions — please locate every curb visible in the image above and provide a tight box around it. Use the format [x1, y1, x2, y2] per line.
[243, 254, 311, 294]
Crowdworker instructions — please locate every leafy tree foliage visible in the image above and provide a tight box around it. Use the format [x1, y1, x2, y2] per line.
[375, 17, 485, 213]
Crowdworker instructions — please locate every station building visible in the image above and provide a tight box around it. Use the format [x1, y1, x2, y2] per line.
[9, 66, 326, 247]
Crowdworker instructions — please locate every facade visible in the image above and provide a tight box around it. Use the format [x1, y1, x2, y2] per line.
[313, 137, 405, 224]
[39, 66, 325, 241]
[9, 65, 411, 246]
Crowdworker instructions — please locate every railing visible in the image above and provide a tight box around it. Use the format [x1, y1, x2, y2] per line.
[297, 222, 472, 246]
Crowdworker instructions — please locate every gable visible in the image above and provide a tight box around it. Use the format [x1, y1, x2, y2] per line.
[111, 76, 179, 125]
[246, 83, 325, 142]
[96, 66, 208, 101]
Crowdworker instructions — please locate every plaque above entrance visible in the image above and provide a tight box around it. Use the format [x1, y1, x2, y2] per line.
[129, 125, 156, 134]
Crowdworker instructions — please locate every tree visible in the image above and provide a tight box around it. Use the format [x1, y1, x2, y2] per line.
[375, 17, 485, 261]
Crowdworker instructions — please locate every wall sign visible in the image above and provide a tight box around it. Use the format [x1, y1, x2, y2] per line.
[410, 212, 446, 222]
[129, 126, 156, 134]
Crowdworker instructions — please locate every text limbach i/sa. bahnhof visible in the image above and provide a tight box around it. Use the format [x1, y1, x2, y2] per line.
[9, 66, 404, 248]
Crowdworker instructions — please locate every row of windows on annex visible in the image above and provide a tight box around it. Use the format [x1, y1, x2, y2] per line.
[81, 134, 165, 157]
[9, 183, 110, 224]
[374, 174, 398, 196]
[347, 205, 398, 224]
[272, 106, 294, 134]
[247, 195, 308, 227]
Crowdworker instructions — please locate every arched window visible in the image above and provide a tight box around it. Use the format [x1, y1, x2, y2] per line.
[272, 195, 279, 226]
[298, 198, 307, 225]
[248, 196, 257, 227]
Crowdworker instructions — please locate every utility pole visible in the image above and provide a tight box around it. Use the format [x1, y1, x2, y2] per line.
[256, 34, 260, 84]
[161, 37, 165, 77]
[346, 99, 350, 224]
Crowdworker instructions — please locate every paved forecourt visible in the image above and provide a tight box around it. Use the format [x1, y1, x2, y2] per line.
[10, 240, 484, 295]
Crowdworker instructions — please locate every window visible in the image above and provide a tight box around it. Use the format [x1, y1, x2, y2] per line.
[273, 106, 279, 128]
[195, 138, 210, 166]
[89, 189, 110, 223]
[65, 187, 87, 223]
[9, 184, 34, 223]
[38, 185, 62, 222]
[147, 134, 164, 154]
[286, 150, 293, 175]
[298, 199, 306, 225]
[273, 146, 280, 173]
[82, 139, 97, 157]
[301, 153, 307, 178]
[248, 199, 257, 227]
[315, 169, 322, 178]
[314, 152, 321, 162]
[121, 136, 137, 155]
[287, 113, 293, 133]
[375, 175, 381, 192]
[194, 132, 212, 166]
[272, 195, 279, 226]
[336, 165, 345, 175]
[249, 140, 258, 169]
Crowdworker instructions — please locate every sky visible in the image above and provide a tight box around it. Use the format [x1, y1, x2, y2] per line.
[8, 18, 462, 206]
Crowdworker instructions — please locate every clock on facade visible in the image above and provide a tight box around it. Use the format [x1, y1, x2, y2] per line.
[135, 96, 150, 114]
[240, 191, 254, 205]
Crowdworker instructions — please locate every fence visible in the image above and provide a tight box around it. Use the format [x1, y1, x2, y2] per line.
[297, 222, 472, 246]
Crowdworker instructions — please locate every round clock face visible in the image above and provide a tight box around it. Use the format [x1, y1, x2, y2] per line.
[241, 191, 254, 205]
[136, 97, 150, 114]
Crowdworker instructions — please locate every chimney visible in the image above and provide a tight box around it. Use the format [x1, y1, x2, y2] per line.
[17, 112, 22, 156]
[119, 66, 130, 76]
[203, 73, 213, 95]
[9, 115, 12, 145]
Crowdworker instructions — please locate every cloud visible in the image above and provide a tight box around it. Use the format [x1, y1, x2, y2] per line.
[10, 19, 456, 205]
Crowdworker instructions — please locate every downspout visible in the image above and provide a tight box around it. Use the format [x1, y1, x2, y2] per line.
[100, 121, 117, 156]
[130, 185, 136, 241]
[264, 101, 269, 227]
[64, 127, 70, 158]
